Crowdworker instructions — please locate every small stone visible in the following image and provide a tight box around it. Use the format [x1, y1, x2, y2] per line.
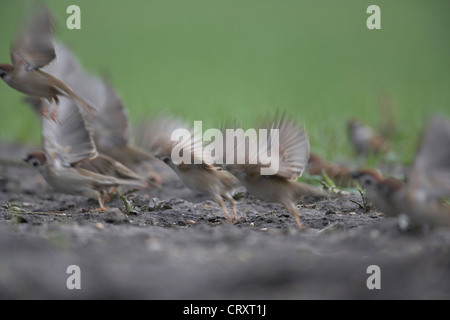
[95, 222, 105, 230]
[103, 208, 128, 223]
[250, 222, 255, 227]
[188, 220, 196, 224]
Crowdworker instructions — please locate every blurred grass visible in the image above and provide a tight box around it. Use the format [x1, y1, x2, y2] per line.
[0, 0, 449, 164]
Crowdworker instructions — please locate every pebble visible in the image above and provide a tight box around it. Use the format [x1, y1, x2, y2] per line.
[103, 208, 128, 223]
[95, 222, 105, 230]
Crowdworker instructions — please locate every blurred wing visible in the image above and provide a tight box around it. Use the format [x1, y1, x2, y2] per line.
[136, 114, 190, 155]
[222, 114, 310, 178]
[91, 80, 131, 147]
[135, 113, 213, 165]
[258, 114, 310, 179]
[43, 42, 82, 79]
[409, 115, 450, 199]
[42, 43, 131, 147]
[11, 5, 55, 70]
[272, 115, 310, 180]
[76, 154, 143, 182]
[41, 97, 98, 165]
[220, 118, 242, 164]
[222, 126, 256, 173]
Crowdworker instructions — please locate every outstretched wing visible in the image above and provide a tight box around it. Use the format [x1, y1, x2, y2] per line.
[43, 42, 130, 147]
[224, 113, 310, 179]
[76, 153, 144, 184]
[90, 80, 131, 147]
[43, 42, 82, 81]
[41, 97, 98, 166]
[11, 4, 56, 70]
[267, 114, 310, 180]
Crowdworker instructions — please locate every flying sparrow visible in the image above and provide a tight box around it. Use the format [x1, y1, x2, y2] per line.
[0, 5, 96, 121]
[139, 115, 241, 223]
[24, 42, 161, 187]
[307, 153, 354, 187]
[224, 114, 328, 229]
[352, 115, 450, 227]
[23, 97, 147, 211]
[347, 118, 388, 158]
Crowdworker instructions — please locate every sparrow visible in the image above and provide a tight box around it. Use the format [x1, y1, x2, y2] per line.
[24, 42, 161, 187]
[23, 97, 147, 211]
[351, 168, 404, 217]
[139, 115, 241, 223]
[224, 114, 328, 229]
[307, 153, 354, 187]
[347, 118, 388, 158]
[0, 5, 96, 121]
[352, 115, 450, 227]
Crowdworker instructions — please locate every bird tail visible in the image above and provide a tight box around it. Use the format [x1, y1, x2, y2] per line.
[54, 81, 97, 117]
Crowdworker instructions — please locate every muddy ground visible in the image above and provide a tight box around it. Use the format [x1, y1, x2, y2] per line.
[0, 142, 450, 300]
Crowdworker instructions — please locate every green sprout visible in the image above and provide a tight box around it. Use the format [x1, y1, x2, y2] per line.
[349, 186, 372, 212]
[319, 170, 351, 197]
[3, 201, 26, 224]
[119, 194, 140, 215]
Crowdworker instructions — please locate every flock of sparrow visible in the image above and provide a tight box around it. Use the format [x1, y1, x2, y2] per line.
[1, 6, 449, 230]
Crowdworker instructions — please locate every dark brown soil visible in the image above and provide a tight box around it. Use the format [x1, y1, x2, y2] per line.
[1, 142, 450, 299]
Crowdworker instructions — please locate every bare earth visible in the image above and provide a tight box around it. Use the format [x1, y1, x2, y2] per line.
[1, 142, 449, 299]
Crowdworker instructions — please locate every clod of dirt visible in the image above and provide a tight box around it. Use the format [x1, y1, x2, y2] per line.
[103, 208, 129, 224]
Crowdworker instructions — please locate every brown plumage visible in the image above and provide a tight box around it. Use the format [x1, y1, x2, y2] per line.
[24, 96, 146, 211]
[347, 118, 389, 158]
[139, 114, 241, 223]
[351, 168, 404, 217]
[24, 42, 161, 187]
[225, 114, 328, 229]
[0, 5, 96, 121]
[307, 153, 354, 187]
[352, 115, 450, 227]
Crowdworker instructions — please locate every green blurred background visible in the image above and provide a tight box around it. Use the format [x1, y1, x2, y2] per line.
[1, 0, 449, 163]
